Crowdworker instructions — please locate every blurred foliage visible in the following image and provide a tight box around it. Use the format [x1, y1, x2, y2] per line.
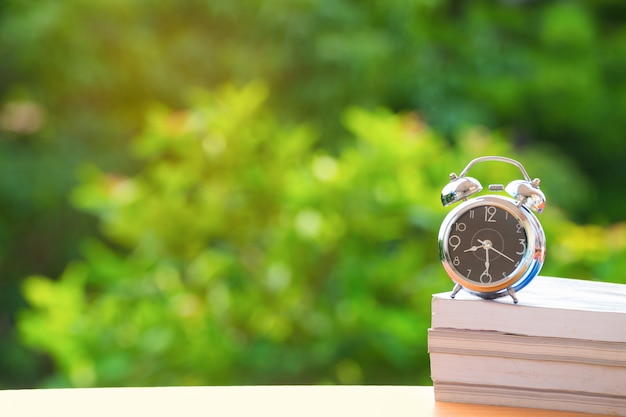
[20, 84, 448, 386]
[2, 0, 626, 220]
[2, 0, 626, 388]
[17, 85, 626, 387]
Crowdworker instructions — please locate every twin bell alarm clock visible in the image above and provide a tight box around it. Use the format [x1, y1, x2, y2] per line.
[437, 156, 546, 303]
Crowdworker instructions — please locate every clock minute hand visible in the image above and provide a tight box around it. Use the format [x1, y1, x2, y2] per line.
[487, 246, 516, 263]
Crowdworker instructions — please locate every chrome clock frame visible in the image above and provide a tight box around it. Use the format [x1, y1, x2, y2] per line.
[438, 195, 545, 303]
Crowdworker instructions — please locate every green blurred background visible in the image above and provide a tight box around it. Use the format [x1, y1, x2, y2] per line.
[1, 0, 626, 388]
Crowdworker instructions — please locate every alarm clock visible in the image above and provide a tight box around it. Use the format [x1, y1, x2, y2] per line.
[437, 156, 546, 303]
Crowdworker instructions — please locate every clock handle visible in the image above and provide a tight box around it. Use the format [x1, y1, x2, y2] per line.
[459, 155, 532, 181]
[443, 156, 546, 213]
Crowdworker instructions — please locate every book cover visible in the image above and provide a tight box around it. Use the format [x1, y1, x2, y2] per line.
[430, 352, 626, 397]
[428, 328, 626, 366]
[431, 276, 626, 342]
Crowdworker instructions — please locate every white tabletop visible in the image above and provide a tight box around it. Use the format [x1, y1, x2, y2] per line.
[0, 385, 608, 417]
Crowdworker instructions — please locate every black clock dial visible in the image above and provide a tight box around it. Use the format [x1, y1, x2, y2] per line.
[446, 204, 527, 285]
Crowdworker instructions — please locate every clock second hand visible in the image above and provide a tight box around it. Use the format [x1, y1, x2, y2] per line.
[480, 246, 491, 283]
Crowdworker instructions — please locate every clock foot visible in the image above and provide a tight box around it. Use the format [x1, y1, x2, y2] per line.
[507, 287, 518, 304]
[450, 283, 463, 299]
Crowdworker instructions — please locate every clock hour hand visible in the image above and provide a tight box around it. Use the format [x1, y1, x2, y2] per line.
[463, 245, 481, 252]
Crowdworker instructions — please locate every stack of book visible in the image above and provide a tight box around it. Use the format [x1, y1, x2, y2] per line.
[429, 276, 626, 416]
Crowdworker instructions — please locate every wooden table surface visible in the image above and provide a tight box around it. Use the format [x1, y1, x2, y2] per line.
[0, 385, 610, 417]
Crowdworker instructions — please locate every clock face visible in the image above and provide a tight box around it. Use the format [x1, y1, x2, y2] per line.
[445, 203, 528, 286]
